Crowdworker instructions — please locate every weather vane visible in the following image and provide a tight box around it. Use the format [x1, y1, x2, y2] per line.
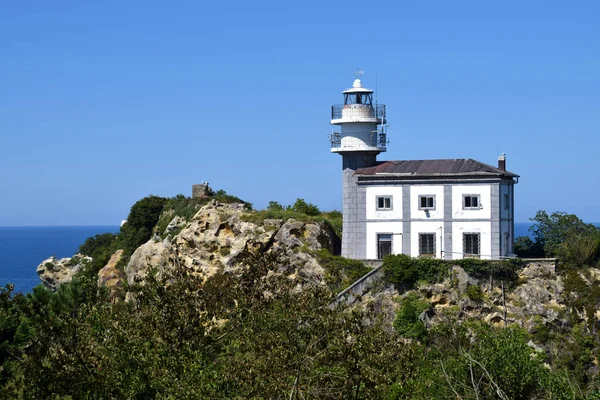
[354, 69, 364, 79]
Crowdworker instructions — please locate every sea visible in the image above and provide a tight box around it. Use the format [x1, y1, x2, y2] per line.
[0, 226, 120, 294]
[0, 223, 539, 294]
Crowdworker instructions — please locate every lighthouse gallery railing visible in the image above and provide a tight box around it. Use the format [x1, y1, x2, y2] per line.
[330, 104, 386, 121]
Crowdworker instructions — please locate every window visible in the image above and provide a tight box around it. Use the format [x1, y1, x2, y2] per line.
[376, 196, 392, 210]
[504, 194, 509, 210]
[419, 233, 436, 257]
[463, 233, 480, 258]
[377, 234, 392, 259]
[418, 195, 436, 210]
[463, 195, 481, 210]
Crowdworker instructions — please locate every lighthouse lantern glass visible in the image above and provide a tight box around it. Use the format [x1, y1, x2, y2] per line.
[344, 93, 373, 106]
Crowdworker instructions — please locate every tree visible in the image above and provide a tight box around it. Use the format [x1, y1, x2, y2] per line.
[530, 210, 600, 265]
[267, 200, 284, 211]
[514, 235, 544, 258]
[291, 198, 320, 216]
[119, 195, 167, 254]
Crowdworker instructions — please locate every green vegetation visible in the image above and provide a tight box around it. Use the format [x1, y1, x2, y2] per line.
[516, 210, 600, 268]
[0, 255, 413, 398]
[119, 195, 167, 255]
[154, 194, 211, 238]
[393, 293, 429, 342]
[465, 284, 483, 302]
[6, 250, 596, 398]
[382, 254, 519, 289]
[316, 249, 371, 292]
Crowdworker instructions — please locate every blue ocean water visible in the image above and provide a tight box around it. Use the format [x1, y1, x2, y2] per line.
[0, 226, 119, 294]
[514, 222, 534, 239]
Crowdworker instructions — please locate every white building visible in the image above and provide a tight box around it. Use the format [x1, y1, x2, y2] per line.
[330, 75, 519, 260]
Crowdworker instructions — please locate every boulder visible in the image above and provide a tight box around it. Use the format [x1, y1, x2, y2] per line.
[36, 254, 92, 291]
[519, 261, 556, 280]
[452, 266, 478, 292]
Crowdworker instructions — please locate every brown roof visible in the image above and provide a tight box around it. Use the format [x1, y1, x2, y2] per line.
[355, 159, 519, 178]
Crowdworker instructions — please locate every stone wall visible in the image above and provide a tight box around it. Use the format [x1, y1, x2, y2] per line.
[192, 183, 209, 199]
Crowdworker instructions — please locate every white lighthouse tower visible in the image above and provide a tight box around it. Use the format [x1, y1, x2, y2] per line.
[330, 72, 387, 166]
[330, 72, 388, 258]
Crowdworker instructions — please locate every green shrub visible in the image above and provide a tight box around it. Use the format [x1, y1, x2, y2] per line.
[514, 235, 545, 258]
[290, 198, 320, 216]
[383, 254, 447, 288]
[465, 284, 483, 302]
[317, 250, 370, 292]
[322, 210, 342, 238]
[219, 247, 231, 256]
[393, 292, 429, 341]
[456, 258, 520, 285]
[79, 233, 117, 257]
[267, 201, 284, 211]
[119, 195, 167, 254]
[154, 194, 212, 237]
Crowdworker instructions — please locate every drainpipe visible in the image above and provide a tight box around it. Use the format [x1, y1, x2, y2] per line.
[437, 226, 443, 259]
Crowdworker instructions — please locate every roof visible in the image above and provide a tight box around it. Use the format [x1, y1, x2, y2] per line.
[342, 87, 373, 94]
[355, 159, 519, 179]
[342, 78, 374, 94]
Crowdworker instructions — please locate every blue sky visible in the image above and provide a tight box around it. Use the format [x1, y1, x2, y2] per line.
[1, 1, 599, 225]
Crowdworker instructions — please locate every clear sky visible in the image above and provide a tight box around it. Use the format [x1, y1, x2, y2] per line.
[1, 1, 599, 225]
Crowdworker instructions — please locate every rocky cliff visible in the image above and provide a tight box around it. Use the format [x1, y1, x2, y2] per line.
[124, 200, 338, 287]
[38, 200, 339, 293]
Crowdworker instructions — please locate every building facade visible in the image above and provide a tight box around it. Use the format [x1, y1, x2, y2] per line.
[330, 76, 519, 260]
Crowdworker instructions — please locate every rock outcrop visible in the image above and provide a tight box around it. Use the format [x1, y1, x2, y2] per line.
[124, 200, 338, 287]
[36, 254, 92, 291]
[98, 249, 125, 291]
[349, 258, 569, 333]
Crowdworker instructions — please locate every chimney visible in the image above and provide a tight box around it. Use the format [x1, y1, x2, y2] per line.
[498, 153, 506, 171]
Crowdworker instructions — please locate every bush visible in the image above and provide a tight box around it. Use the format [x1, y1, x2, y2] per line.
[317, 250, 370, 292]
[393, 292, 429, 341]
[383, 255, 519, 289]
[465, 284, 483, 302]
[119, 195, 167, 254]
[383, 254, 447, 288]
[456, 258, 520, 285]
[267, 201, 284, 211]
[290, 198, 320, 216]
[154, 194, 212, 237]
[514, 235, 545, 258]
[79, 233, 117, 257]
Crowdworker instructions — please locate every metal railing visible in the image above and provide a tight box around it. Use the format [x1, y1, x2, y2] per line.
[331, 104, 386, 121]
[329, 132, 387, 151]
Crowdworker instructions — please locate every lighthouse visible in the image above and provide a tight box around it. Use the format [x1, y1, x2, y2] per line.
[330, 72, 387, 258]
[329, 73, 519, 261]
